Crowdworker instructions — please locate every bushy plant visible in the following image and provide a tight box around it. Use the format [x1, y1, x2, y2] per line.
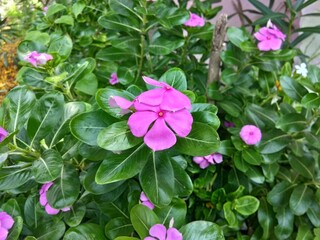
[1, 0, 320, 239]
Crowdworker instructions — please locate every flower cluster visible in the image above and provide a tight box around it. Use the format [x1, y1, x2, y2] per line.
[239, 125, 262, 145]
[193, 153, 223, 169]
[140, 192, 154, 210]
[184, 12, 205, 27]
[24, 51, 53, 67]
[0, 127, 8, 142]
[145, 223, 182, 240]
[0, 211, 14, 240]
[39, 182, 70, 215]
[110, 76, 193, 151]
[254, 20, 286, 51]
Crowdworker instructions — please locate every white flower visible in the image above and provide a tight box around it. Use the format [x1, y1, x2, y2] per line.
[295, 63, 308, 78]
[271, 95, 281, 105]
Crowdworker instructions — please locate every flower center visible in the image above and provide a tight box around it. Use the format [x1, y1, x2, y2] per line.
[165, 86, 171, 90]
[158, 111, 164, 117]
[267, 36, 271, 40]
[249, 131, 254, 135]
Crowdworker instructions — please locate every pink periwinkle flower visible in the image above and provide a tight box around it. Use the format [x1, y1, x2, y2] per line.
[144, 224, 183, 240]
[223, 121, 235, 128]
[0, 211, 14, 240]
[140, 192, 155, 210]
[254, 20, 286, 51]
[0, 127, 8, 142]
[193, 153, 223, 169]
[184, 13, 205, 27]
[39, 182, 70, 215]
[239, 125, 262, 145]
[109, 76, 193, 151]
[24, 51, 53, 67]
[109, 73, 119, 85]
[43, 6, 48, 14]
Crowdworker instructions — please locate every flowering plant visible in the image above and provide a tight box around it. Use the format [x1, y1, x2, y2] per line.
[1, 0, 320, 239]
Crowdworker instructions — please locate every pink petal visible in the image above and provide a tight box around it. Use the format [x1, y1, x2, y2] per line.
[43, 53, 53, 61]
[199, 161, 210, 169]
[257, 40, 273, 51]
[61, 207, 71, 212]
[134, 101, 160, 112]
[0, 227, 9, 240]
[142, 201, 155, 210]
[128, 111, 158, 137]
[109, 96, 133, 110]
[144, 118, 176, 151]
[193, 156, 205, 164]
[164, 110, 193, 137]
[161, 89, 192, 111]
[39, 193, 48, 206]
[269, 38, 283, 50]
[240, 125, 262, 145]
[212, 153, 223, 164]
[205, 155, 214, 163]
[149, 224, 167, 240]
[254, 30, 268, 41]
[144, 237, 157, 240]
[140, 192, 148, 201]
[166, 227, 183, 240]
[137, 88, 166, 106]
[142, 76, 169, 88]
[0, 212, 14, 229]
[45, 204, 60, 215]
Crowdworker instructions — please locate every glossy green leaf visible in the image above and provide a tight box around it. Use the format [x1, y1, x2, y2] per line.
[140, 151, 174, 206]
[149, 36, 184, 55]
[171, 159, 193, 197]
[157, 7, 189, 27]
[17, 67, 49, 88]
[258, 198, 275, 240]
[267, 181, 295, 207]
[307, 200, 320, 227]
[48, 34, 73, 60]
[96, 144, 150, 184]
[72, 2, 85, 18]
[7, 216, 23, 240]
[75, 73, 98, 95]
[192, 111, 220, 129]
[98, 15, 140, 32]
[25, 31, 50, 46]
[259, 130, 290, 154]
[245, 104, 278, 127]
[234, 196, 260, 216]
[262, 162, 280, 182]
[280, 76, 308, 101]
[175, 122, 220, 156]
[274, 208, 294, 240]
[97, 121, 142, 151]
[33, 221, 65, 240]
[54, 15, 74, 26]
[109, 0, 136, 17]
[105, 217, 134, 240]
[223, 201, 238, 228]
[180, 220, 225, 240]
[227, 27, 249, 48]
[242, 148, 262, 165]
[276, 113, 307, 133]
[32, 149, 63, 183]
[301, 93, 320, 109]
[96, 46, 137, 61]
[288, 154, 315, 179]
[64, 201, 86, 227]
[46, 4, 66, 18]
[130, 205, 159, 239]
[70, 110, 116, 146]
[289, 184, 313, 215]
[246, 165, 265, 184]
[159, 68, 187, 91]
[64, 223, 107, 240]
[0, 166, 32, 191]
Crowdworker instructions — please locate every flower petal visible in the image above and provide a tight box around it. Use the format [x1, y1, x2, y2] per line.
[140, 191, 148, 201]
[142, 76, 168, 88]
[199, 161, 210, 169]
[257, 40, 273, 51]
[0, 212, 14, 229]
[144, 118, 176, 151]
[39, 193, 48, 206]
[212, 153, 223, 164]
[142, 201, 155, 210]
[144, 237, 157, 240]
[161, 89, 192, 111]
[0, 227, 9, 240]
[164, 110, 193, 137]
[166, 227, 183, 240]
[109, 96, 133, 110]
[269, 38, 283, 50]
[193, 156, 205, 164]
[45, 204, 60, 215]
[149, 224, 167, 240]
[128, 111, 158, 137]
[137, 88, 166, 106]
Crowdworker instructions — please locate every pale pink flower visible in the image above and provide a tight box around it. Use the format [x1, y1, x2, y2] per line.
[193, 153, 223, 169]
[254, 20, 286, 51]
[109, 73, 119, 85]
[0, 127, 8, 142]
[239, 125, 262, 145]
[39, 182, 70, 215]
[144, 224, 183, 240]
[140, 192, 155, 210]
[184, 13, 205, 27]
[0, 212, 14, 240]
[43, 6, 48, 15]
[24, 51, 53, 67]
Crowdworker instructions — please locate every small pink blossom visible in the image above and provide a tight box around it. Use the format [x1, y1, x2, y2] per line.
[254, 20, 286, 51]
[140, 192, 155, 210]
[193, 153, 223, 169]
[39, 182, 70, 215]
[239, 125, 262, 145]
[0, 211, 14, 240]
[109, 73, 119, 85]
[24, 51, 53, 67]
[223, 121, 235, 128]
[43, 6, 48, 15]
[184, 13, 205, 27]
[0, 127, 8, 142]
[144, 224, 183, 240]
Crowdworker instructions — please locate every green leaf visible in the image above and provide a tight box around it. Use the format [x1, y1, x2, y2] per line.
[274, 208, 294, 239]
[245, 103, 278, 127]
[246, 166, 265, 184]
[307, 200, 320, 227]
[157, 7, 189, 27]
[289, 184, 313, 215]
[64, 201, 86, 227]
[0, 166, 32, 191]
[97, 121, 142, 151]
[7, 216, 23, 240]
[234, 196, 260, 216]
[227, 27, 249, 48]
[288, 154, 315, 179]
[25, 31, 50, 46]
[75, 73, 98, 95]
[70, 110, 116, 146]
[223, 201, 238, 228]
[180, 220, 225, 240]
[109, 0, 136, 17]
[275, 113, 307, 133]
[64, 223, 107, 240]
[175, 122, 220, 156]
[267, 181, 295, 208]
[258, 130, 290, 154]
[32, 149, 63, 183]
[192, 111, 220, 129]
[46, 164, 80, 209]
[54, 15, 74, 26]
[149, 36, 184, 55]
[280, 76, 308, 101]
[262, 162, 280, 182]
[6, 86, 36, 133]
[72, 2, 86, 18]
[242, 148, 262, 165]
[96, 47, 136, 61]
[98, 15, 140, 32]
[96, 144, 150, 184]
[105, 217, 134, 240]
[140, 151, 174, 206]
[259, 49, 296, 61]
[48, 35, 73, 60]
[218, 100, 241, 117]
[27, 91, 64, 148]
[46, 4, 66, 18]
[301, 93, 320, 109]
[130, 205, 159, 239]
[33, 221, 65, 240]
[159, 68, 187, 91]
[258, 198, 275, 240]
[171, 159, 193, 197]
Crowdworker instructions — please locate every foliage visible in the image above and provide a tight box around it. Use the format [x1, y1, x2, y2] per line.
[1, 0, 320, 239]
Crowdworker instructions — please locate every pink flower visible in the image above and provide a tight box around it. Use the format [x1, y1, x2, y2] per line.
[254, 20, 286, 51]
[24, 51, 53, 67]
[239, 125, 262, 145]
[39, 182, 70, 215]
[43, 6, 48, 15]
[223, 121, 235, 128]
[193, 153, 223, 169]
[140, 192, 155, 210]
[144, 224, 182, 240]
[109, 73, 119, 85]
[0, 127, 8, 142]
[184, 13, 205, 27]
[0, 212, 14, 240]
